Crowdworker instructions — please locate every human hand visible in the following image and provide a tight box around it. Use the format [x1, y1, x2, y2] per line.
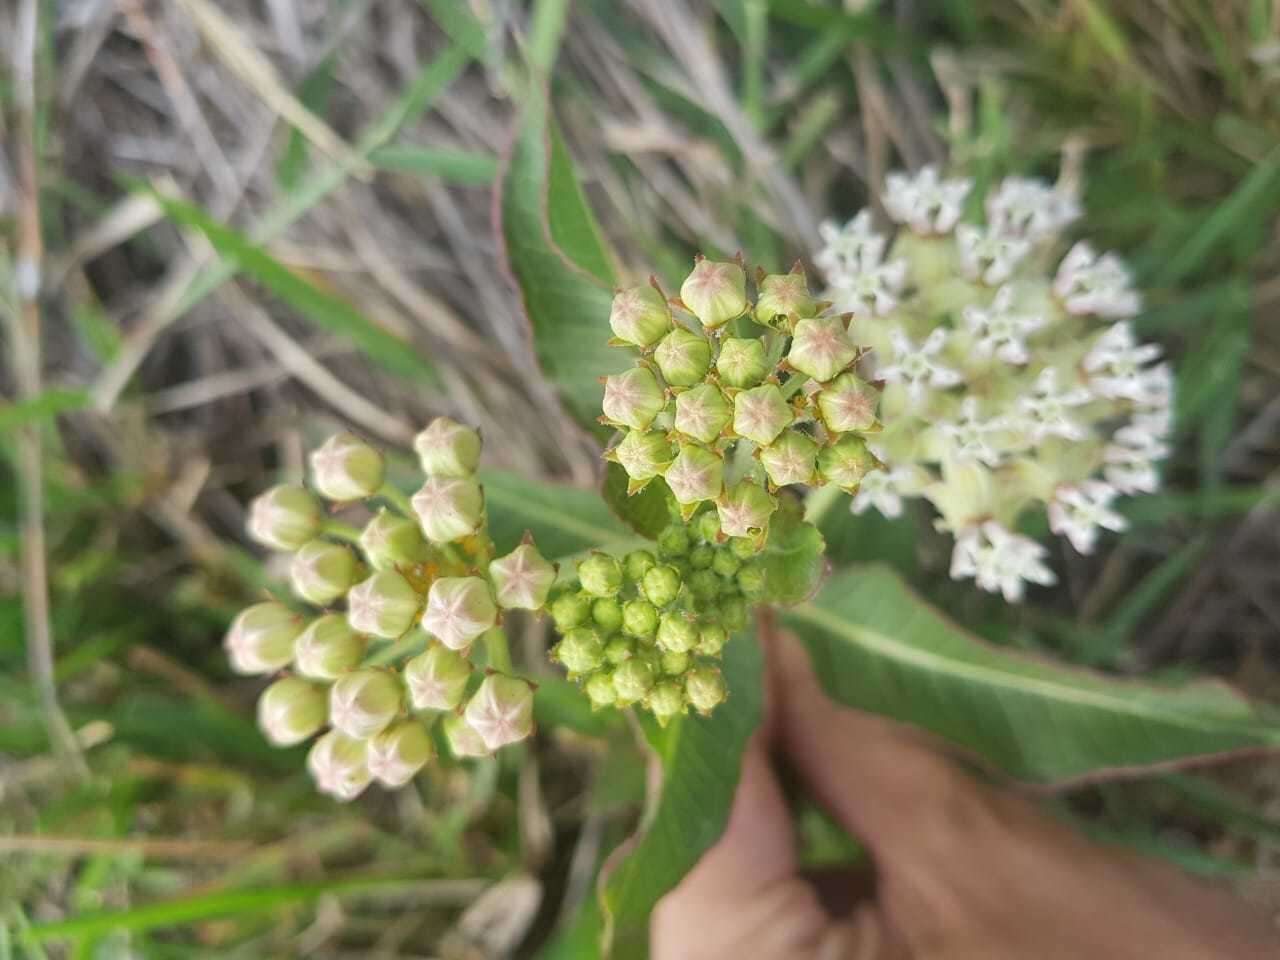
[653, 629, 1277, 959]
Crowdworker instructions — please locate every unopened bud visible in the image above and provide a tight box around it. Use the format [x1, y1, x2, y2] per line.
[554, 628, 606, 675]
[464, 674, 535, 750]
[329, 668, 402, 740]
[307, 730, 372, 801]
[737, 562, 768, 600]
[711, 548, 741, 579]
[290, 539, 360, 607]
[489, 543, 556, 610]
[716, 481, 777, 539]
[623, 549, 658, 583]
[660, 649, 691, 675]
[689, 569, 721, 601]
[443, 714, 492, 758]
[622, 599, 659, 638]
[719, 595, 748, 632]
[759, 430, 820, 487]
[647, 681, 686, 726]
[612, 658, 655, 705]
[663, 445, 724, 507]
[247, 484, 322, 552]
[601, 367, 667, 430]
[414, 416, 482, 478]
[592, 597, 624, 635]
[577, 553, 623, 598]
[689, 543, 714, 569]
[815, 373, 880, 434]
[641, 564, 683, 608]
[258, 676, 328, 746]
[817, 435, 880, 492]
[549, 591, 593, 632]
[613, 430, 675, 486]
[422, 577, 498, 651]
[656, 612, 699, 654]
[698, 622, 728, 656]
[585, 672, 618, 709]
[732, 384, 793, 445]
[653, 328, 713, 387]
[310, 433, 385, 502]
[359, 508, 425, 570]
[366, 720, 435, 787]
[686, 666, 728, 714]
[715, 337, 769, 388]
[610, 283, 673, 347]
[674, 383, 732, 444]
[226, 602, 302, 675]
[680, 259, 747, 329]
[411, 476, 484, 544]
[657, 525, 691, 557]
[346, 570, 421, 639]
[729, 536, 760, 560]
[295, 614, 367, 679]
[755, 271, 817, 328]
[404, 643, 474, 711]
[604, 635, 632, 664]
[694, 510, 722, 544]
[786, 317, 858, 384]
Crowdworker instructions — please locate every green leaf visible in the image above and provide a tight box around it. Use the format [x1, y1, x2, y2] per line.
[601, 461, 670, 539]
[758, 496, 827, 604]
[370, 145, 497, 184]
[785, 566, 1280, 784]
[534, 676, 623, 738]
[0, 388, 88, 433]
[601, 633, 764, 958]
[481, 470, 643, 560]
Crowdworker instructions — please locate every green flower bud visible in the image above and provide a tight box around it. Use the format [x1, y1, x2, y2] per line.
[613, 658, 655, 705]
[817, 435, 880, 492]
[307, 730, 371, 801]
[688, 569, 721, 601]
[290, 539, 359, 607]
[642, 565, 683, 608]
[698, 622, 729, 656]
[689, 543, 715, 570]
[729, 536, 760, 560]
[680, 259, 747, 329]
[225, 602, 302, 675]
[719, 595, 749, 632]
[295, 614, 367, 680]
[601, 367, 667, 430]
[694, 510, 722, 544]
[648, 681, 686, 726]
[464, 674, 535, 750]
[661, 650, 691, 676]
[711, 549, 741, 579]
[585, 672, 618, 709]
[404, 643, 473, 711]
[593, 597, 625, 636]
[686, 666, 728, 715]
[715, 337, 769, 389]
[577, 553, 623, 598]
[622, 599, 659, 638]
[755, 271, 817, 328]
[359, 508, 426, 571]
[411, 475, 484, 544]
[716, 481, 778, 539]
[247, 484, 322, 552]
[759, 430, 820, 487]
[554, 628, 605, 675]
[366, 720, 435, 787]
[815, 373, 880, 434]
[624, 549, 658, 583]
[604, 635, 633, 664]
[329, 668, 402, 740]
[489, 543, 556, 611]
[610, 283, 673, 347]
[737, 562, 768, 600]
[346, 570, 421, 639]
[422, 576, 498, 651]
[413, 416, 482, 478]
[654, 328, 713, 387]
[664, 445, 724, 507]
[310, 432, 385, 502]
[613, 430, 674, 485]
[786, 317, 859, 384]
[549, 591, 593, 632]
[674, 383, 732, 444]
[657, 525, 691, 558]
[657, 612, 699, 653]
[258, 676, 328, 746]
[732, 384, 793, 446]
[443, 714, 491, 758]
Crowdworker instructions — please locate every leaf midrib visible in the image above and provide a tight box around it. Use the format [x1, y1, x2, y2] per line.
[482, 478, 638, 549]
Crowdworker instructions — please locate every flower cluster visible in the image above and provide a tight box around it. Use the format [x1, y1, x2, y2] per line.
[229, 420, 553, 801]
[602, 258, 885, 546]
[547, 510, 752, 725]
[818, 167, 1172, 602]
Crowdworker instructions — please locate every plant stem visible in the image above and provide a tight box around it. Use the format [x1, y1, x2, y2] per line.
[484, 627, 513, 674]
[377, 483, 414, 518]
[321, 519, 362, 544]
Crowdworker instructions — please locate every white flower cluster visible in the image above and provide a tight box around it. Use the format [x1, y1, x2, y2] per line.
[818, 167, 1172, 603]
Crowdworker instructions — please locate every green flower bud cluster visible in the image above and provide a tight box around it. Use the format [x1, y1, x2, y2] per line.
[602, 258, 885, 541]
[231, 419, 548, 801]
[547, 510, 754, 725]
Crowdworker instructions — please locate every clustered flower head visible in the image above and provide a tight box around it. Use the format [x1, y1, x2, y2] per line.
[818, 166, 1173, 602]
[230, 420, 553, 801]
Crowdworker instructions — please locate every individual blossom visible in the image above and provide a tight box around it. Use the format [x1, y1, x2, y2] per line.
[310, 432, 385, 502]
[679, 258, 747, 329]
[225, 602, 302, 675]
[464, 675, 535, 751]
[1104, 427, 1168, 495]
[663, 445, 725, 508]
[878, 328, 963, 406]
[1081, 322, 1163, 401]
[647, 681, 687, 726]
[814, 373, 881, 434]
[732, 385, 793, 446]
[609, 282, 672, 347]
[955, 225, 1032, 286]
[985, 176, 1080, 241]
[294, 614, 367, 680]
[755, 270, 818, 328]
[1017, 368, 1093, 443]
[329, 668, 403, 740]
[850, 465, 926, 519]
[307, 730, 372, 801]
[489, 542, 556, 610]
[821, 218, 907, 317]
[815, 211, 884, 277]
[346, 570, 421, 639]
[716, 480, 778, 539]
[258, 676, 328, 746]
[404, 643, 473, 710]
[421, 577, 498, 651]
[414, 416, 482, 478]
[290, 539, 360, 607]
[365, 720, 434, 787]
[949, 522, 1057, 603]
[411, 475, 484, 543]
[674, 383, 732, 444]
[600, 366, 667, 429]
[786, 317, 859, 384]
[1053, 242, 1141, 318]
[1048, 481, 1128, 554]
[962, 286, 1045, 364]
[247, 484, 321, 552]
[936, 398, 1007, 468]
[359, 508, 426, 571]
[758, 430, 819, 487]
[653, 328, 713, 386]
[883, 166, 972, 235]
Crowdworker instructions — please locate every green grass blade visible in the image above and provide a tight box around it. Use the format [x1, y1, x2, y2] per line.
[369, 145, 497, 184]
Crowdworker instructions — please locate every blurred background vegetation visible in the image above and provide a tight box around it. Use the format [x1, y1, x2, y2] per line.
[3, 0, 1280, 956]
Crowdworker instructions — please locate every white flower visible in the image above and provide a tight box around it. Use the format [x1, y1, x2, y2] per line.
[1104, 420, 1170, 494]
[1053, 243, 1141, 317]
[884, 166, 972, 235]
[1048, 481, 1128, 554]
[1081, 322, 1164, 401]
[1017, 368, 1093, 443]
[950, 522, 1057, 603]
[955, 224, 1031, 286]
[850, 465, 924, 519]
[826, 250, 908, 318]
[816, 211, 885, 275]
[1134, 363, 1173, 410]
[985, 176, 1081, 241]
[938, 397, 1008, 467]
[962, 286, 1045, 364]
[878, 327, 964, 405]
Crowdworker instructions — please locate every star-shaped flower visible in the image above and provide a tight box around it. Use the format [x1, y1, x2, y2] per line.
[878, 327, 963, 405]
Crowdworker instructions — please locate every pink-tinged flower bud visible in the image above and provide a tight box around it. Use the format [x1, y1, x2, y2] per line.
[553, 627, 606, 675]
[346, 570, 421, 638]
[310, 432, 385, 502]
[817, 435, 881, 492]
[759, 429, 819, 487]
[653, 328, 713, 387]
[680, 259, 747, 329]
[290, 539, 360, 607]
[674, 383, 732, 444]
[685, 666, 727, 715]
[411, 475, 484, 544]
[225, 602, 302, 675]
[732, 384, 793, 445]
[715, 337, 769, 388]
[786, 317, 859, 383]
[755, 271, 817, 328]
[307, 730, 371, 801]
[294, 614, 367, 679]
[366, 720, 435, 787]
[488, 543, 556, 610]
[716, 480, 778, 539]
[601, 367, 667, 430]
[247, 484, 322, 552]
[257, 676, 328, 746]
[610, 283, 673, 347]
[421, 576, 497, 650]
[815, 373, 881, 434]
[359, 508, 425, 571]
[612, 657, 656, 706]
[656, 611, 699, 654]
[612, 430, 674, 486]
[443, 714, 491, 758]
[413, 416, 482, 478]
[404, 642, 473, 710]
[663, 445, 725, 507]
[647, 681, 686, 726]
[577, 553, 624, 598]
[464, 674, 535, 751]
[328, 668, 402, 740]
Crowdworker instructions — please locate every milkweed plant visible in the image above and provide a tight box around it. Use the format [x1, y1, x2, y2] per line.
[228, 166, 1171, 799]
